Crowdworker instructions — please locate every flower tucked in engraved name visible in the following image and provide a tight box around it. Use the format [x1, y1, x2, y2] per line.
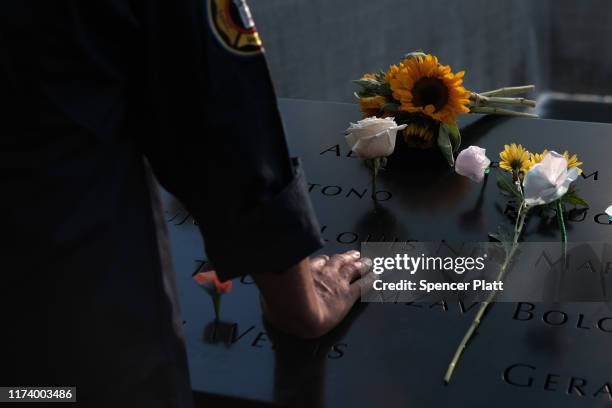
[455, 146, 491, 183]
[523, 151, 580, 206]
[606, 205, 612, 221]
[345, 117, 407, 159]
[193, 270, 233, 321]
[194, 270, 232, 294]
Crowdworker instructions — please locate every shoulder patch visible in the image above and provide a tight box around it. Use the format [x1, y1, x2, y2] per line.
[207, 0, 263, 56]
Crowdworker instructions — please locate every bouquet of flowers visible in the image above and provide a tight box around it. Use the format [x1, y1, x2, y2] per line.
[445, 143, 588, 383]
[351, 51, 537, 169]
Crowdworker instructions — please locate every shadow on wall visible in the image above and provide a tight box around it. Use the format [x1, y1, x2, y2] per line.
[249, 0, 612, 103]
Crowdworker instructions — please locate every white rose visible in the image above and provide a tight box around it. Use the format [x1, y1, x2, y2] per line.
[606, 205, 612, 221]
[523, 151, 580, 206]
[455, 146, 491, 183]
[345, 117, 407, 159]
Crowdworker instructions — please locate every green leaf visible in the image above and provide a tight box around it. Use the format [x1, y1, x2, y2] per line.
[496, 170, 521, 198]
[441, 123, 461, 153]
[448, 123, 461, 152]
[353, 78, 393, 99]
[561, 190, 589, 208]
[436, 125, 455, 166]
[378, 83, 393, 98]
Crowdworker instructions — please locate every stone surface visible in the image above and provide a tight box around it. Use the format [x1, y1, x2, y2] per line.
[162, 99, 612, 407]
[248, 1, 612, 102]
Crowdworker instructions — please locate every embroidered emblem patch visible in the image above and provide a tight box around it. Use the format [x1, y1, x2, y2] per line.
[208, 0, 263, 56]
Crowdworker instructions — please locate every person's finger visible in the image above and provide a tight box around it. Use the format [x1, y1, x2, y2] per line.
[341, 257, 372, 282]
[310, 255, 330, 270]
[350, 262, 376, 302]
[328, 250, 360, 269]
[340, 262, 360, 282]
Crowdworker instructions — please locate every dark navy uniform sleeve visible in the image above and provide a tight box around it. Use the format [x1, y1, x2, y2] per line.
[136, 0, 323, 280]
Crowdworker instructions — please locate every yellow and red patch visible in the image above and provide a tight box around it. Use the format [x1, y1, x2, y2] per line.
[208, 0, 263, 56]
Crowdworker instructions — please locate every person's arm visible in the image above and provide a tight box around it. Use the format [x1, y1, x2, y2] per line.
[135, 0, 369, 337]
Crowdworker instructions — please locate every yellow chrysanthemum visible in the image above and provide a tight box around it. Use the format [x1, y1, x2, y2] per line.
[528, 149, 549, 168]
[499, 144, 531, 174]
[359, 95, 387, 117]
[385, 54, 470, 125]
[402, 123, 435, 149]
[563, 151, 583, 174]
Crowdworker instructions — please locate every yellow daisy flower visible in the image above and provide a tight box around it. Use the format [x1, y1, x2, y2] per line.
[563, 151, 583, 174]
[499, 144, 531, 174]
[385, 54, 470, 125]
[528, 149, 549, 168]
[528, 149, 583, 175]
[359, 95, 387, 117]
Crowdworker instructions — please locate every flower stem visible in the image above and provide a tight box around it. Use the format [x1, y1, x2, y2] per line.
[556, 200, 567, 263]
[480, 85, 535, 97]
[469, 106, 538, 118]
[212, 294, 221, 322]
[371, 168, 377, 201]
[485, 96, 536, 108]
[444, 202, 528, 384]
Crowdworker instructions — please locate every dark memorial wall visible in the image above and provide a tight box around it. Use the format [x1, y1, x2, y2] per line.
[160, 99, 612, 407]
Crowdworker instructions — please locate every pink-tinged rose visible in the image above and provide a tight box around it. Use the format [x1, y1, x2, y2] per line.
[345, 117, 407, 159]
[523, 151, 579, 206]
[193, 270, 233, 294]
[455, 146, 491, 183]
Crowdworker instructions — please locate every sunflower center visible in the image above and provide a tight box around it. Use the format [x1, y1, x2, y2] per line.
[511, 159, 523, 171]
[411, 77, 449, 112]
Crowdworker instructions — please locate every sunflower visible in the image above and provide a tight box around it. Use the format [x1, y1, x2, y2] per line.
[528, 149, 549, 168]
[385, 54, 470, 125]
[563, 151, 583, 174]
[402, 123, 436, 149]
[359, 95, 387, 117]
[499, 144, 531, 174]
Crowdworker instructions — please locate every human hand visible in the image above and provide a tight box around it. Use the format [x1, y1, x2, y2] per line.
[254, 251, 373, 338]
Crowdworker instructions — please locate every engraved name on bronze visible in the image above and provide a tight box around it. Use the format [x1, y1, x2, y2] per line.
[503, 363, 612, 400]
[204, 322, 348, 359]
[308, 182, 392, 201]
[512, 302, 612, 333]
[319, 225, 416, 246]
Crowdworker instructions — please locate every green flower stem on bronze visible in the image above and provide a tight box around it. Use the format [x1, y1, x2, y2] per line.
[365, 157, 387, 202]
[556, 200, 568, 261]
[212, 293, 221, 322]
[444, 200, 529, 384]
